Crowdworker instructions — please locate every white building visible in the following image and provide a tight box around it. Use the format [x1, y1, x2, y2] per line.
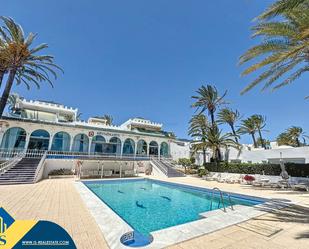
[0, 95, 187, 160]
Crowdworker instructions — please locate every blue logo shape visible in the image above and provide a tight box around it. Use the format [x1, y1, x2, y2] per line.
[0, 207, 15, 233]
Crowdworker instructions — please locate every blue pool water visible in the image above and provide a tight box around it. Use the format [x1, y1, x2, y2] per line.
[84, 179, 264, 235]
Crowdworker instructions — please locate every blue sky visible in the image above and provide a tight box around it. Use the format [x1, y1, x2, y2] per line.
[2, 0, 309, 143]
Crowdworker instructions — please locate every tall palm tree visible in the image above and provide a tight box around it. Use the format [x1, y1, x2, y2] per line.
[0, 17, 62, 117]
[251, 115, 267, 149]
[239, 0, 309, 95]
[239, 117, 258, 148]
[188, 114, 209, 164]
[217, 108, 240, 143]
[191, 85, 227, 127]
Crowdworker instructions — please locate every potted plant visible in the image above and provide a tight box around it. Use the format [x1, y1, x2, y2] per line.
[243, 175, 255, 185]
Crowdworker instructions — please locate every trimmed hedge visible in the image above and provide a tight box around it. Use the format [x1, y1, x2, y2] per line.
[203, 162, 309, 178]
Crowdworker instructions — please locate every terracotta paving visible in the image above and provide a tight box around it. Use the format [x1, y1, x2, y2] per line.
[1, 176, 309, 249]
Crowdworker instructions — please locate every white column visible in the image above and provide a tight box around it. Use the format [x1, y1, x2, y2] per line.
[134, 140, 138, 159]
[48, 134, 53, 151]
[88, 137, 92, 155]
[69, 135, 74, 152]
[24, 132, 31, 151]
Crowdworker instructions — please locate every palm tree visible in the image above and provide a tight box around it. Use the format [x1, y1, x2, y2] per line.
[277, 131, 292, 146]
[239, 117, 258, 148]
[188, 114, 209, 164]
[239, 0, 309, 95]
[103, 114, 113, 125]
[258, 0, 307, 20]
[251, 115, 267, 149]
[7, 93, 19, 114]
[217, 108, 240, 143]
[0, 17, 62, 117]
[191, 85, 227, 127]
[203, 126, 239, 163]
[287, 126, 308, 147]
[277, 126, 308, 147]
[0, 40, 9, 87]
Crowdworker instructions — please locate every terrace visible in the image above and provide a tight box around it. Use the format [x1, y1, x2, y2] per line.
[0, 176, 308, 249]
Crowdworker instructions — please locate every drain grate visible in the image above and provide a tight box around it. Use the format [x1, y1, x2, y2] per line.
[237, 221, 283, 237]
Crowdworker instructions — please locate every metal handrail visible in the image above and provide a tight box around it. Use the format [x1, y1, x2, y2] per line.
[0, 149, 172, 161]
[210, 187, 234, 212]
[151, 159, 168, 175]
[34, 151, 48, 182]
[0, 150, 25, 175]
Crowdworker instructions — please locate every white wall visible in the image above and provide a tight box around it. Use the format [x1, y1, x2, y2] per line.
[43, 159, 150, 178]
[170, 141, 191, 161]
[227, 146, 309, 163]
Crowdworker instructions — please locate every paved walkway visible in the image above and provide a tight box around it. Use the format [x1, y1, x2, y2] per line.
[159, 176, 309, 249]
[0, 179, 108, 249]
[0, 177, 309, 249]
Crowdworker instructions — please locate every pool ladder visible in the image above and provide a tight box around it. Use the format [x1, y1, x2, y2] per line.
[210, 187, 234, 212]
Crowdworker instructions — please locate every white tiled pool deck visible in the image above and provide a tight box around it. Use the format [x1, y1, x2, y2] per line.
[1, 176, 309, 249]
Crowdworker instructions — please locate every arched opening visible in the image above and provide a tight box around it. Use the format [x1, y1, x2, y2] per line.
[122, 138, 135, 156]
[160, 142, 169, 157]
[51, 132, 71, 151]
[72, 134, 89, 153]
[1, 127, 26, 150]
[28, 129, 50, 150]
[90, 135, 106, 154]
[108, 137, 121, 155]
[149, 141, 159, 155]
[136, 140, 147, 156]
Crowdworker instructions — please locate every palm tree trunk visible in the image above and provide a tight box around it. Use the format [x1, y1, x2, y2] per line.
[210, 111, 215, 127]
[296, 138, 300, 147]
[251, 133, 257, 148]
[258, 129, 266, 149]
[202, 148, 206, 165]
[0, 70, 4, 89]
[0, 69, 16, 117]
[230, 125, 239, 143]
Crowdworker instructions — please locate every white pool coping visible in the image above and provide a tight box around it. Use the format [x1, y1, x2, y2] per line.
[75, 178, 294, 249]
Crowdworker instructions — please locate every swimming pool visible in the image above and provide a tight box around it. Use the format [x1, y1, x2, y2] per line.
[84, 179, 264, 236]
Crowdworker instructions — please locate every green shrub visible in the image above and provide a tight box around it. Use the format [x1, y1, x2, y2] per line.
[203, 162, 309, 177]
[198, 168, 209, 177]
[48, 168, 74, 176]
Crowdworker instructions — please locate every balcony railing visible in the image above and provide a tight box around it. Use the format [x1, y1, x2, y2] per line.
[0, 149, 171, 161]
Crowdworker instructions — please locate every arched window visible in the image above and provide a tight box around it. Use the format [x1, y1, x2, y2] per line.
[136, 140, 147, 156]
[51, 132, 71, 151]
[1, 127, 26, 150]
[28, 129, 50, 150]
[160, 142, 169, 157]
[149, 141, 158, 155]
[108, 137, 121, 155]
[90, 135, 106, 154]
[122, 138, 135, 155]
[72, 134, 89, 153]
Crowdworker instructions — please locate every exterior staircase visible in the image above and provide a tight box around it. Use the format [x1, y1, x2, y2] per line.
[151, 159, 185, 177]
[0, 158, 42, 184]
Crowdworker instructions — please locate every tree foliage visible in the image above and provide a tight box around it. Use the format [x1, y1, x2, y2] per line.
[239, 0, 309, 96]
[0, 16, 62, 116]
[277, 126, 308, 146]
